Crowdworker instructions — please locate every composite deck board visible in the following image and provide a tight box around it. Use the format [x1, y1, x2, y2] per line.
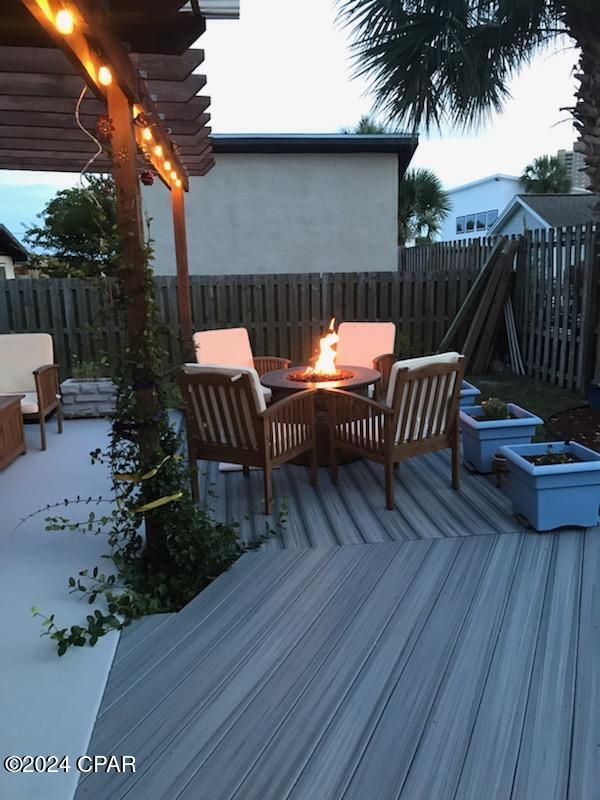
[201, 451, 525, 549]
[76, 529, 600, 800]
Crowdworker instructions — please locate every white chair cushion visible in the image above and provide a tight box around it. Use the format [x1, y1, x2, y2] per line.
[386, 352, 461, 407]
[0, 333, 53, 394]
[336, 322, 396, 368]
[193, 328, 255, 371]
[183, 363, 267, 413]
[0, 391, 38, 414]
[386, 352, 461, 445]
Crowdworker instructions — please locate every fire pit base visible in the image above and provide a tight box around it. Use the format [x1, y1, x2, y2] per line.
[260, 365, 381, 467]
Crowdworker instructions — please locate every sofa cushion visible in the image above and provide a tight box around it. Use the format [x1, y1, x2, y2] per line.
[0, 333, 54, 394]
[0, 391, 38, 414]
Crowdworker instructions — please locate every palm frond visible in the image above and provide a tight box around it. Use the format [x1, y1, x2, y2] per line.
[338, 0, 567, 131]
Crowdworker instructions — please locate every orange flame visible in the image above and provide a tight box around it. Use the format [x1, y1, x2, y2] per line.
[305, 317, 339, 377]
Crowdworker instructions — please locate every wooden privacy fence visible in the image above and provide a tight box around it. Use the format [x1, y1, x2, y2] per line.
[0, 270, 480, 377]
[3, 225, 599, 393]
[513, 224, 599, 392]
[398, 237, 497, 271]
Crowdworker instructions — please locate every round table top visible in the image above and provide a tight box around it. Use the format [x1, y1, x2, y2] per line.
[261, 365, 381, 392]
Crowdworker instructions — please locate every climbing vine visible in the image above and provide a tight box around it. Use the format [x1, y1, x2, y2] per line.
[26, 215, 280, 655]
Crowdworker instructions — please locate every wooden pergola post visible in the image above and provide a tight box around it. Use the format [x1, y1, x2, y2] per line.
[171, 184, 194, 357]
[106, 80, 165, 564]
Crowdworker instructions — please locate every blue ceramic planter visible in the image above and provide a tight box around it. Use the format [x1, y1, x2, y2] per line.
[500, 441, 600, 531]
[460, 403, 543, 473]
[460, 380, 481, 407]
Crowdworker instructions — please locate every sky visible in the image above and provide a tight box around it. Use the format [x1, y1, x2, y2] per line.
[0, 0, 581, 240]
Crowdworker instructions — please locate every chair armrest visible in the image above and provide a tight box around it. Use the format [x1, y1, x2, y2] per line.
[33, 364, 60, 412]
[325, 388, 393, 415]
[261, 389, 316, 458]
[325, 389, 393, 454]
[253, 356, 291, 376]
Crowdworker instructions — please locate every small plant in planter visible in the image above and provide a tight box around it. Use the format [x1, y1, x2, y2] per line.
[500, 440, 600, 531]
[460, 398, 543, 473]
[479, 397, 510, 420]
[60, 357, 117, 419]
[72, 359, 109, 381]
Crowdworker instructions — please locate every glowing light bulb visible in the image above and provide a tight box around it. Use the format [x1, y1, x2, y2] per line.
[98, 66, 112, 87]
[163, 160, 172, 171]
[55, 9, 74, 34]
[153, 144, 163, 157]
[132, 104, 142, 119]
[170, 170, 177, 180]
[142, 127, 152, 142]
[175, 178, 182, 188]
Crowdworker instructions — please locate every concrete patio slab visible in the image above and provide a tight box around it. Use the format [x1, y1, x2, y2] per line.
[0, 419, 119, 800]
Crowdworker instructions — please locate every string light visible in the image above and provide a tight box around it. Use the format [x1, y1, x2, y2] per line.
[153, 144, 163, 157]
[142, 127, 152, 142]
[170, 170, 177, 180]
[164, 160, 172, 171]
[98, 66, 112, 86]
[175, 178, 182, 188]
[55, 9, 75, 35]
[132, 104, 142, 119]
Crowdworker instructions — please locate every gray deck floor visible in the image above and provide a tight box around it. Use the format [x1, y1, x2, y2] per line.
[203, 452, 528, 549]
[75, 453, 600, 800]
[77, 533, 600, 800]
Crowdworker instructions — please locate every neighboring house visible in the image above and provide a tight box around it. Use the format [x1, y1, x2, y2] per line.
[0, 224, 28, 278]
[143, 133, 418, 275]
[438, 174, 523, 242]
[490, 193, 600, 236]
[557, 147, 590, 191]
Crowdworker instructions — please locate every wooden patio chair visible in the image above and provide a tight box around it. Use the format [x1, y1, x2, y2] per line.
[326, 352, 465, 509]
[179, 364, 317, 514]
[193, 327, 290, 405]
[0, 333, 63, 451]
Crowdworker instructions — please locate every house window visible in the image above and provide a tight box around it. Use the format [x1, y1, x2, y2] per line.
[476, 212, 487, 231]
[487, 209, 499, 228]
[465, 214, 475, 232]
[456, 216, 465, 234]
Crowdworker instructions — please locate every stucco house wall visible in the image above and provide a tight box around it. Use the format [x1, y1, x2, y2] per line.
[143, 151, 400, 275]
[438, 175, 523, 242]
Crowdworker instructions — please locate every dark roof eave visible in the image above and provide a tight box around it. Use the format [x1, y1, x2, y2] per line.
[0, 224, 29, 261]
[211, 133, 418, 156]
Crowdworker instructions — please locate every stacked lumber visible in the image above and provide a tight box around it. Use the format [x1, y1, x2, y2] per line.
[437, 239, 522, 373]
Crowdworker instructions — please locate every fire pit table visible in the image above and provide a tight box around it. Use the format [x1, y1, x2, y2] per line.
[261, 365, 381, 466]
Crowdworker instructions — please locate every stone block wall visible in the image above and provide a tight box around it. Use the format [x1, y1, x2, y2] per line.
[60, 379, 117, 418]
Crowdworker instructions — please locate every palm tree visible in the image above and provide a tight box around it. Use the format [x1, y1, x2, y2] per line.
[338, 1, 600, 208]
[342, 116, 450, 242]
[521, 155, 572, 193]
[340, 114, 391, 133]
[398, 168, 451, 244]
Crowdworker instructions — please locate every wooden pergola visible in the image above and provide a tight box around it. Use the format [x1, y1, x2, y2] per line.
[1, 0, 238, 343]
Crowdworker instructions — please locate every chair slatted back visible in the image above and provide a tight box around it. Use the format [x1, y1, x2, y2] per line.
[180, 370, 262, 454]
[390, 360, 464, 445]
